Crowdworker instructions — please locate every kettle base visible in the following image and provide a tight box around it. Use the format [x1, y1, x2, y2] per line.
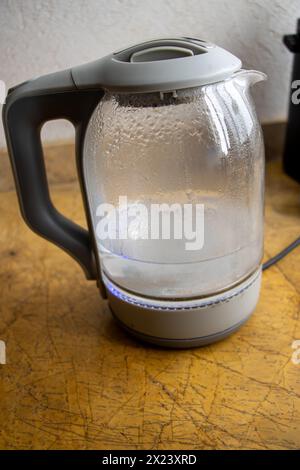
[110, 311, 252, 348]
[104, 268, 261, 349]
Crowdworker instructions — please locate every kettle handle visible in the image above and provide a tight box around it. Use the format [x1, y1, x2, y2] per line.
[2, 69, 105, 289]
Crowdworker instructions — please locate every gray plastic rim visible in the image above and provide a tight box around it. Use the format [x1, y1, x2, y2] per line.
[111, 310, 252, 349]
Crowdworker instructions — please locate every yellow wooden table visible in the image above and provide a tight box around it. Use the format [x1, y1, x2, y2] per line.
[0, 160, 299, 450]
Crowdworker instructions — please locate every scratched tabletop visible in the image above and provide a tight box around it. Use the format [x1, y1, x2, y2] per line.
[0, 159, 299, 450]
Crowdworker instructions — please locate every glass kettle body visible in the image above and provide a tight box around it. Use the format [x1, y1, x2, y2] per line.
[84, 73, 265, 301]
[3, 38, 266, 347]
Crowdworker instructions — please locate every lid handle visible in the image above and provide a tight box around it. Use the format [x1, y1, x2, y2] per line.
[130, 45, 194, 63]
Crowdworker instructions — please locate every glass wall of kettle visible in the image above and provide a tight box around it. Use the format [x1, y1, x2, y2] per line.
[83, 79, 264, 300]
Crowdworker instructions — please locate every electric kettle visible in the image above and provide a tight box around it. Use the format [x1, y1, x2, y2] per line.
[3, 38, 266, 348]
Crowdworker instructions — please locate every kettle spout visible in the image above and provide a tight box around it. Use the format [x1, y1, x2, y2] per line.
[232, 69, 267, 88]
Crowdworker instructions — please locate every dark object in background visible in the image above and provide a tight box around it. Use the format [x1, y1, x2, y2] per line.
[283, 19, 300, 183]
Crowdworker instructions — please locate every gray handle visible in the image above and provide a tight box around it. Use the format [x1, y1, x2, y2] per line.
[2, 69, 104, 282]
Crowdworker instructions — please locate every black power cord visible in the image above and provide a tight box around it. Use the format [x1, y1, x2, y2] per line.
[262, 236, 300, 270]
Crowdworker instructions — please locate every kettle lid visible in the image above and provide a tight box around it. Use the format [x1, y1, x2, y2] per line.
[72, 37, 242, 93]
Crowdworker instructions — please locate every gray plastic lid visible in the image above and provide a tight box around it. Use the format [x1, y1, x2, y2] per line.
[71, 37, 242, 93]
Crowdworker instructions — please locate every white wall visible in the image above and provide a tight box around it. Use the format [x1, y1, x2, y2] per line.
[0, 0, 299, 148]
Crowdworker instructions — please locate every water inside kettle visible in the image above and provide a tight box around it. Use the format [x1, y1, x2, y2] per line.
[98, 190, 262, 299]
